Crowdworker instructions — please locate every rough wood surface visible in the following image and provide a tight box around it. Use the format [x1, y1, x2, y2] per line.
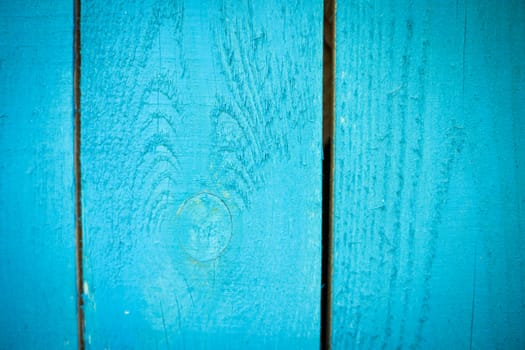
[0, 1, 78, 348]
[333, 1, 525, 348]
[81, 0, 323, 348]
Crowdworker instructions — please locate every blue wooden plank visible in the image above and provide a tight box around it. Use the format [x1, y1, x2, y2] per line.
[80, 0, 322, 348]
[0, 1, 78, 348]
[333, 0, 525, 348]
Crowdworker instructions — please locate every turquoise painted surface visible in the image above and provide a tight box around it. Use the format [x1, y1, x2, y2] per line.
[80, 0, 322, 348]
[333, 0, 525, 349]
[0, 1, 78, 348]
[2, 1, 524, 348]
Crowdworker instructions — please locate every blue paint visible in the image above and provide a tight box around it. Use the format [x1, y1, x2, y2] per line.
[80, 0, 323, 348]
[3, 1, 522, 348]
[0, 1, 77, 348]
[333, 0, 525, 348]
[174, 192, 232, 262]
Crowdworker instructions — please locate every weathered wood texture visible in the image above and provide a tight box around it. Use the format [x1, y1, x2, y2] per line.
[81, 0, 322, 348]
[333, 1, 525, 348]
[0, 1, 78, 348]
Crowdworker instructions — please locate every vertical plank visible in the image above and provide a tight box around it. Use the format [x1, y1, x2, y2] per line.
[81, 0, 322, 348]
[0, 1, 78, 348]
[333, 0, 525, 348]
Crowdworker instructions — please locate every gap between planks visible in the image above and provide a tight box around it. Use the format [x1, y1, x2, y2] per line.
[321, 0, 336, 349]
[73, 0, 85, 348]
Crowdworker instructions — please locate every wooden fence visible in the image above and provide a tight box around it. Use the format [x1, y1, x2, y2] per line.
[1, 0, 523, 348]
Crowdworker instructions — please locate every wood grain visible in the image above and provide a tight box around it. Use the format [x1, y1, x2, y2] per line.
[333, 0, 525, 348]
[0, 1, 78, 348]
[81, 0, 323, 348]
